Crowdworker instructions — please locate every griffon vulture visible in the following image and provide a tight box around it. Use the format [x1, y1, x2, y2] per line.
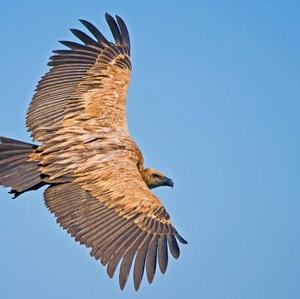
[0, 13, 187, 290]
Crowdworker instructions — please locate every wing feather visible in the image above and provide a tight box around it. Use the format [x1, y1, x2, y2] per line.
[106, 229, 141, 278]
[116, 15, 130, 53]
[105, 13, 123, 44]
[158, 236, 168, 274]
[95, 221, 135, 263]
[133, 235, 151, 290]
[146, 235, 159, 283]
[70, 28, 99, 46]
[167, 235, 180, 259]
[59, 40, 102, 52]
[79, 19, 110, 44]
[27, 15, 131, 142]
[119, 231, 146, 290]
[100, 223, 137, 265]
[44, 176, 186, 290]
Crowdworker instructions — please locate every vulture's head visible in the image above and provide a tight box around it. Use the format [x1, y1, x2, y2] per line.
[141, 168, 174, 189]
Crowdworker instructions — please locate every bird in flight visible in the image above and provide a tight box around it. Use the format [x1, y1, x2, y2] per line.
[0, 13, 187, 290]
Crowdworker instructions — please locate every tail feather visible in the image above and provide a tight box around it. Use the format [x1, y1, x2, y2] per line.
[0, 136, 44, 197]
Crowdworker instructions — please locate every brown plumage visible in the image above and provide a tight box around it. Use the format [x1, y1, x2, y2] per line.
[0, 13, 187, 290]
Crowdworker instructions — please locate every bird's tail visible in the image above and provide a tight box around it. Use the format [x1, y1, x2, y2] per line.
[0, 136, 44, 197]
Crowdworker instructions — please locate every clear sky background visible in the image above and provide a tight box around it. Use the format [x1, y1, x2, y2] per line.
[0, 1, 299, 298]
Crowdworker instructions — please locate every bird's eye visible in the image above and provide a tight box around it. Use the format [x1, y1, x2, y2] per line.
[152, 173, 160, 179]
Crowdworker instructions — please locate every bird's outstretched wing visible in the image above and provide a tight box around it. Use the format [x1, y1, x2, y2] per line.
[44, 154, 187, 290]
[27, 13, 131, 142]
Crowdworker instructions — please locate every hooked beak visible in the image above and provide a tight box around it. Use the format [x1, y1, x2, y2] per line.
[162, 176, 174, 188]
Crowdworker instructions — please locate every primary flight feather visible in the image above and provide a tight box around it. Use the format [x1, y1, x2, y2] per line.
[0, 13, 187, 290]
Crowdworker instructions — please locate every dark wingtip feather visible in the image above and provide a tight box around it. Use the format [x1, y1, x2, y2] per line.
[58, 40, 100, 54]
[146, 236, 158, 284]
[79, 19, 110, 45]
[158, 236, 168, 274]
[175, 230, 188, 244]
[105, 12, 112, 20]
[167, 235, 180, 259]
[59, 40, 73, 48]
[133, 246, 147, 291]
[52, 49, 71, 54]
[105, 13, 123, 44]
[115, 15, 130, 52]
[119, 253, 134, 290]
[70, 28, 99, 47]
[107, 264, 115, 279]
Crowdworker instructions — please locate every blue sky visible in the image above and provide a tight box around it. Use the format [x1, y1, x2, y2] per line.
[0, 1, 299, 298]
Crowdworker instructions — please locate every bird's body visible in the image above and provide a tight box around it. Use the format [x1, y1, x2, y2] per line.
[0, 13, 186, 290]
